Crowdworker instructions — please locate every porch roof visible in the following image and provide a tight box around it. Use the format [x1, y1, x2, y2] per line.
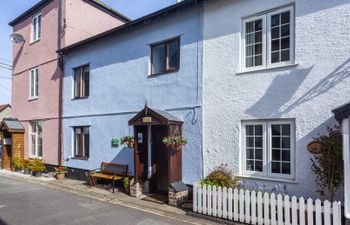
[128, 106, 183, 125]
[332, 102, 350, 121]
[0, 118, 25, 133]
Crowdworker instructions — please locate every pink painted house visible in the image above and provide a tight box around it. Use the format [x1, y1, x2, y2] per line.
[9, 0, 129, 166]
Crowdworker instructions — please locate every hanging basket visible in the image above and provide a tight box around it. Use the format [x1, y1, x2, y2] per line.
[120, 136, 135, 148]
[163, 135, 187, 150]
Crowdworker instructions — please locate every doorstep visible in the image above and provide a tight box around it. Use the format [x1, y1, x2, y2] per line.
[0, 170, 220, 225]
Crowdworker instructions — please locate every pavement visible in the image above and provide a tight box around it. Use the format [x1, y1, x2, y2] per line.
[0, 170, 225, 225]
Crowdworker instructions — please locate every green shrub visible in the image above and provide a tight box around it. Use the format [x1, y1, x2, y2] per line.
[30, 159, 46, 172]
[12, 157, 24, 169]
[23, 159, 32, 170]
[200, 164, 240, 188]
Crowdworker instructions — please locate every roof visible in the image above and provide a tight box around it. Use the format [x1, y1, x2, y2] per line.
[58, 0, 201, 54]
[0, 118, 25, 132]
[9, 0, 130, 26]
[332, 103, 350, 121]
[129, 106, 183, 125]
[0, 104, 11, 113]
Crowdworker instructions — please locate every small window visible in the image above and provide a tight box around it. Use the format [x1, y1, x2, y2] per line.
[30, 121, 42, 158]
[242, 6, 294, 71]
[151, 38, 180, 75]
[29, 67, 39, 99]
[73, 127, 89, 158]
[73, 65, 89, 99]
[242, 120, 294, 180]
[32, 14, 41, 42]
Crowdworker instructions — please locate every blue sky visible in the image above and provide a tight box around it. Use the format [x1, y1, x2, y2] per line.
[0, 0, 174, 104]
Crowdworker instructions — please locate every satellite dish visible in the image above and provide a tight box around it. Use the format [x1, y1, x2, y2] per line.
[9, 33, 25, 43]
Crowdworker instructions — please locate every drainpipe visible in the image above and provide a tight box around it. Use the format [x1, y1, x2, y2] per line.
[57, 0, 63, 166]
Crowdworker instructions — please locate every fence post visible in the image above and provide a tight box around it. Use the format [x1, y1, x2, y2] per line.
[193, 183, 197, 212]
[307, 198, 314, 225]
[198, 184, 202, 214]
[264, 192, 270, 225]
[271, 193, 277, 225]
[228, 188, 233, 220]
[251, 191, 257, 225]
[284, 195, 290, 225]
[257, 192, 263, 225]
[332, 201, 340, 225]
[245, 189, 251, 223]
[218, 186, 222, 218]
[291, 196, 297, 225]
[299, 197, 305, 225]
[277, 194, 283, 225]
[223, 187, 228, 219]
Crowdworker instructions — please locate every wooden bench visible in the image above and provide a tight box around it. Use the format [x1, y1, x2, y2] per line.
[88, 162, 128, 193]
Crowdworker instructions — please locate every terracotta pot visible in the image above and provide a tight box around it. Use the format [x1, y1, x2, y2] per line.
[56, 173, 65, 180]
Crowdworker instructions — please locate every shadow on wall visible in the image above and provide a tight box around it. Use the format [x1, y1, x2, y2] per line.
[0, 217, 8, 225]
[246, 58, 350, 117]
[109, 147, 134, 176]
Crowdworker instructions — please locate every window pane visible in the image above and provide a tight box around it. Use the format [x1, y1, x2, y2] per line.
[246, 21, 254, 33]
[271, 52, 280, 63]
[282, 150, 290, 161]
[271, 14, 280, 27]
[281, 24, 290, 37]
[38, 136, 42, 157]
[282, 124, 291, 135]
[151, 44, 165, 74]
[246, 125, 254, 135]
[255, 20, 262, 31]
[255, 148, 263, 160]
[255, 55, 262, 66]
[255, 125, 262, 135]
[244, 19, 263, 68]
[35, 70, 39, 97]
[281, 11, 290, 24]
[75, 130, 81, 156]
[167, 40, 179, 70]
[83, 66, 89, 97]
[281, 50, 290, 61]
[255, 137, 263, 148]
[246, 33, 255, 45]
[282, 137, 290, 148]
[245, 124, 264, 173]
[255, 161, 263, 172]
[255, 31, 262, 43]
[272, 125, 281, 135]
[271, 27, 280, 39]
[31, 71, 35, 97]
[74, 68, 81, 98]
[255, 44, 262, 55]
[272, 39, 280, 51]
[246, 137, 254, 147]
[272, 137, 280, 148]
[246, 45, 254, 57]
[272, 150, 280, 161]
[31, 134, 36, 156]
[246, 57, 254, 68]
[282, 163, 291, 174]
[246, 149, 254, 159]
[84, 133, 89, 158]
[37, 15, 41, 39]
[281, 37, 290, 49]
[246, 160, 254, 171]
[271, 162, 281, 173]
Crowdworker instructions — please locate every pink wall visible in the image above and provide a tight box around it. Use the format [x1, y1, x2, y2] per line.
[11, 0, 127, 165]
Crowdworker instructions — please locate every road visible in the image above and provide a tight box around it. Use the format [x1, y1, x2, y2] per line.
[0, 176, 206, 225]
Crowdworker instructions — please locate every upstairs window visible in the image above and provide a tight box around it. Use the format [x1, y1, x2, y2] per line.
[32, 14, 41, 42]
[29, 67, 39, 99]
[73, 127, 89, 159]
[73, 65, 89, 99]
[151, 38, 180, 75]
[242, 6, 294, 71]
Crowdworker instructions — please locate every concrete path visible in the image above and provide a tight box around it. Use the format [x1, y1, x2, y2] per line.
[0, 173, 222, 225]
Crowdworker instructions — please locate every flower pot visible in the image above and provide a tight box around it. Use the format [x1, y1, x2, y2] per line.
[125, 186, 130, 195]
[23, 169, 31, 175]
[15, 168, 22, 172]
[33, 171, 43, 177]
[174, 144, 182, 150]
[56, 173, 65, 180]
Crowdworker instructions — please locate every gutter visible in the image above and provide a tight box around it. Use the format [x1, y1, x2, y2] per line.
[57, 0, 63, 166]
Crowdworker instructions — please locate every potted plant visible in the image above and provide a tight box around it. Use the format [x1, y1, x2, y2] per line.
[23, 159, 32, 175]
[30, 158, 46, 177]
[12, 157, 24, 172]
[162, 135, 187, 150]
[54, 166, 68, 180]
[123, 177, 130, 194]
[120, 136, 134, 148]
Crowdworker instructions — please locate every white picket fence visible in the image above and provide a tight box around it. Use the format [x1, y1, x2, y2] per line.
[193, 183, 342, 225]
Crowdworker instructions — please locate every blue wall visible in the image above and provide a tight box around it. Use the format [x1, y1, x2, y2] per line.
[63, 5, 203, 184]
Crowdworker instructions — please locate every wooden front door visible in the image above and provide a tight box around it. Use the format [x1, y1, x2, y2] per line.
[134, 126, 148, 180]
[151, 125, 168, 193]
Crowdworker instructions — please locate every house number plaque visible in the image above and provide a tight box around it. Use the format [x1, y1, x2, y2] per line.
[142, 117, 152, 123]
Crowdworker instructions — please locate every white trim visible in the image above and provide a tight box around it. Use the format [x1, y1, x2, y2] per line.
[342, 118, 350, 219]
[241, 119, 295, 181]
[31, 13, 41, 43]
[29, 67, 39, 99]
[29, 121, 43, 159]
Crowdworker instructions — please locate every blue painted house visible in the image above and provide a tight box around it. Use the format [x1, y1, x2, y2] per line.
[59, 1, 204, 192]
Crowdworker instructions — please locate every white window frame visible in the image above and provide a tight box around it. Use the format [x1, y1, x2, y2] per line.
[31, 13, 41, 43]
[241, 120, 295, 181]
[29, 67, 39, 100]
[241, 5, 295, 72]
[29, 121, 43, 158]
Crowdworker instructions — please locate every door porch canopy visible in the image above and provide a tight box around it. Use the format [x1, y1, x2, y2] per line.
[128, 106, 183, 126]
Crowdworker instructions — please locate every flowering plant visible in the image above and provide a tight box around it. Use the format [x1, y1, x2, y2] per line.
[120, 136, 134, 148]
[55, 166, 68, 174]
[162, 135, 187, 150]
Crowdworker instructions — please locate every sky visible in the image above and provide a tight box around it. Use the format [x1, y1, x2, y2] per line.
[0, 0, 175, 104]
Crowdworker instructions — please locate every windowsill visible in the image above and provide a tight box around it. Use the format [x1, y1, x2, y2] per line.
[148, 69, 179, 78]
[29, 39, 41, 45]
[236, 63, 299, 75]
[71, 157, 89, 161]
[28, 97, 39, 102]
[238, 175, 297, 184]
[71, 97, 89, 101]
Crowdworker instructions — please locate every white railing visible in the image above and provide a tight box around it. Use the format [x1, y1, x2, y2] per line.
[193, 183, 342, 225]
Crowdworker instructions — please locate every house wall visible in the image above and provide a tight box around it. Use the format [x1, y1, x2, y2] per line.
[202, 0, 350, 199]
[10, 0, 126, 165]
[0, 107, 11, 122]
[62, 5, 204, 184]
[62, 0, 126, 47]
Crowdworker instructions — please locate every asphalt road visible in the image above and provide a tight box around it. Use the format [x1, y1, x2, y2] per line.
[0, 176, 201, 225]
